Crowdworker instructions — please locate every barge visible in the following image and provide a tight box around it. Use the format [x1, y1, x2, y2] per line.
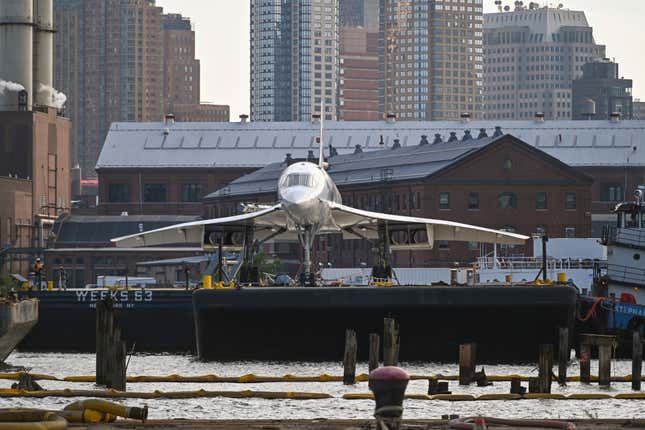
[193, 285, 577, 362]
[19, 289, 193, 352]
[0, 298, 38, 362]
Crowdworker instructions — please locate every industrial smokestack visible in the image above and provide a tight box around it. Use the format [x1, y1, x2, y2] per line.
[34, 0, 54, 108]
[0, 0, 34, 111]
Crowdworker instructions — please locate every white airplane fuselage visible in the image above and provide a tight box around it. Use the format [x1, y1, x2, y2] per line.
[277, 161, 341, 232]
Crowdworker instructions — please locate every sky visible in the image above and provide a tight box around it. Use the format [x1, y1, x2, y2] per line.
[156, 0, 645, 119]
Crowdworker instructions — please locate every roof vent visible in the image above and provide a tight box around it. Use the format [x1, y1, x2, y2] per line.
[448, 132, 458, 143]
[330, 145, 339, 157]
[354, 144, 363, 154]
[311, 113, 321, 124]
[385, 113, 396, 124]
[379, 135, 385, 148]
[534, 112, 545, 123]
[477, 128, 488, 139]
[460, 112, 471, 123]
[419, 135, 429, 146]
[239, 114, 249, 124]
[433, 134, 443, 144]
[164, 113, 175, 126]
[307, 150, 316, 162]
[610, 112, 621, 123]
[493, 126, 504, 138]
[462, 130, 473, 141]
[285, 153, 293, 165]
[392, 138, 401, 149]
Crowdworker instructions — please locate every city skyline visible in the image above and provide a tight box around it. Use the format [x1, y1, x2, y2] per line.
[155, 0, 645, 120]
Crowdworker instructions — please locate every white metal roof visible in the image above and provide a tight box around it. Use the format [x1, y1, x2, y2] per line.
[96, 120, 645, 170]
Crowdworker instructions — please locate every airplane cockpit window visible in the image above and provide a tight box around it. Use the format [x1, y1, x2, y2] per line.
[284, 173, 315, 188]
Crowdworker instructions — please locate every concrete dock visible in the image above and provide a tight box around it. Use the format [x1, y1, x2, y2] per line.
[0, 298, 38, 362]
[68, 419, 645, 429]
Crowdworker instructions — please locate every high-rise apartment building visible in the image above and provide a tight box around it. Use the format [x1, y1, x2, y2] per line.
[635, 100, 645, 121]
[572, 60, 633, 120]
[379, 0, 484, 121]
[54, 0, 164, 178]
[340, 0, 379, 29]
[484, 5, 606, 120]
[162, 14, 229, 123]
[250, 0, 340, 122]
[163, 14, 200, 112]
[339, 0, 380, 121]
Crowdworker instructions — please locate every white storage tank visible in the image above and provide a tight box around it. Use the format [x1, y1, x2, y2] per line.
[33, 0, 53, 108]
[0, 0, 34, 111]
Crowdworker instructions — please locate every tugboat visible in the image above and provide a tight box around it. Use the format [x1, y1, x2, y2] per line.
[578, 186, 645, 352]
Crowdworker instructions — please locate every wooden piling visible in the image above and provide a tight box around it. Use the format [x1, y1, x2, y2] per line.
[368, 333, 380, 373]
[558, 327, 569, 385]
[95, 299, 126, 391]
[459, 343, 477, 385]
[580, 343, 591, 384]
[343, 330, 357, 385]
[598, 343, 612, 387]
[633, 332, 643, 391]
[538, 344, 553, 394]
[383, 318, 399, 366]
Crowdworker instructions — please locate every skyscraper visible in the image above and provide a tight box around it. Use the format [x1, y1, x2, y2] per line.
[484, 4, 606, 120]
[572, 59, 633, 120]
[162, 14, 230, 123]
[250, 0, 340, 122]
[163, 14, 200, 112]
[379, 0, 484, 121]
[54, 0, 164, 178]
[339, 0, 380, 120]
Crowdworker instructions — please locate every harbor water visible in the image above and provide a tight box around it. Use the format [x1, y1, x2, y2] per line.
[2, 352, 644, 420]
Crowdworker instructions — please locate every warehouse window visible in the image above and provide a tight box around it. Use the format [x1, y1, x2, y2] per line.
[144, 184, 167, 203]
[565, 192, 577, 210]
[468, 192, 480, 210]
[181, 184, 205, 202]
[108, 184, 130, 203]
[536, 192, 547, 210]
[498, 192, 517, 209]
[599, 183, 623, 202]
[439, 192, 451, 210]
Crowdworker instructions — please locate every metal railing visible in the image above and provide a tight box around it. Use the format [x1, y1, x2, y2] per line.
[606, 263, 645, 287]
[476, 256, 598, 271]
[602, 225, 645, 248]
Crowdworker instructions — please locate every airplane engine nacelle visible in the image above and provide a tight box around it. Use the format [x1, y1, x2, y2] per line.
[389, 226, 434, 250]
[204, 229, 247, 251]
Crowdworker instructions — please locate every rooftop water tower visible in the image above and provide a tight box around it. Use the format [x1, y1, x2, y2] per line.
[0, 0, 34, 111]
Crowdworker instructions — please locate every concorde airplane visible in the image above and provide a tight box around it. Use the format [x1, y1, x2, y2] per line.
[112, 124, 529, 286]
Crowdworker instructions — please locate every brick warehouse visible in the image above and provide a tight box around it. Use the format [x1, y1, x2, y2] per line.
[95, 119, 645, 229]
[203, 133, 592, 268]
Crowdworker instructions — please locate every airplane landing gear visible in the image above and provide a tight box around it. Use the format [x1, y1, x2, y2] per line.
[239, 227, 260, 285]
[372, 222, 393, 281]
[299, 226, 317, 287]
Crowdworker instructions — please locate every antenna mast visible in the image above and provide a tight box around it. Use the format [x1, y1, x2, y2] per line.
[318, 100, 325, 168]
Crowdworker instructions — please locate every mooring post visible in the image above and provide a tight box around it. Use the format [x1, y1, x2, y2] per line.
[538, 344, 553, 393]
[369, 333, 380, 373]
[580, 343, 591, 384]
[633, 332, 643, 391]
[598, 343, 612, 387]
[459, 343, 477, 385]
[108, 327, 127, 392]
[383, 318, 399, 366]
[343, 329, 358, 385]
[96, 299, 126, 391]
[558, 327, 569, 385]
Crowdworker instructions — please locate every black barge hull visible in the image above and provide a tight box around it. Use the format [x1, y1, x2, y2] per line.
[193, 286, 577, 362]
[19, 290, 194, 352]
